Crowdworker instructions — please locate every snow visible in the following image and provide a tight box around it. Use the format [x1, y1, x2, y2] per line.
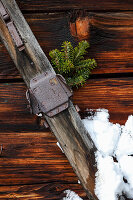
[82, 109, 133, 200]
[119, 155, 133, 188]
[83, 109, 121, 156]
[36, 113, 43, 117]
[63, 190, 82, 200]
[56, 142, 64, 153]
[95, 152, 123, 200]
[115, 115, 133, 158]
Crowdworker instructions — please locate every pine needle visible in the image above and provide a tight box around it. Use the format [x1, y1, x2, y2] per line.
[49, 40, 97, 87]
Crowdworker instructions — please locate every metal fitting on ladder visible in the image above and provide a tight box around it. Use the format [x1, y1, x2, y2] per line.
[26, 72, 73, 117]
[0, 0, 25, 51]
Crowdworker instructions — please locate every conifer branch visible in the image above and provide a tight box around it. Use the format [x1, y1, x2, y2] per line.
[49, 40, 97, 87]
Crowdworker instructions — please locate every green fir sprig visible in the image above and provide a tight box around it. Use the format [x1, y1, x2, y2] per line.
[49, 40, 97, 87]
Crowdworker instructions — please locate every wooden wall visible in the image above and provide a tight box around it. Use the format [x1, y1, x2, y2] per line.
[0, 0, 133, 199]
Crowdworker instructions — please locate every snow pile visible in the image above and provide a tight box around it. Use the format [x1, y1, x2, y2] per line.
[83, 109, 121, 156]
[94, 152, 123, 200]
[82, 109, 133, 200]
[63, 190, 83, 200]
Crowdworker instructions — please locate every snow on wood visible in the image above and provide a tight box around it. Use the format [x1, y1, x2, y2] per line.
[63, 190, 83, 200]
[82, 109, 133, 200]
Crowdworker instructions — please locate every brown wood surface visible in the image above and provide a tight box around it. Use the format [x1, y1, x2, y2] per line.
[0, 78, 132, 131]
[0, 77, 133, 199]
[0, 1, 97, 199]
[0, 131, 77, 185]
[0, 183, 88, 199]
[15, 0, 133, 11]
[0, 0, 133, 199]
[1, 12, 133, 79]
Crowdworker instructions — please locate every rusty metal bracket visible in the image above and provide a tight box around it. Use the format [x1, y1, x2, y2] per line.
[26, 72, 73, 117]
[0, 0, 25, 51]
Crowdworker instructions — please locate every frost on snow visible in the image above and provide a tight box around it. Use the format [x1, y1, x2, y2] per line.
[82, 109, 133, 200]
[63, 190, 83, 200]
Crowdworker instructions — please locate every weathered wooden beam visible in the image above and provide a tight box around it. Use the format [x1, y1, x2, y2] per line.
[1, 12, 133, 80]
[0, 77, 133, 132]
[0, 0, 97, 199]
[0, 183, 88, 199]
[15, 0, 133, 11]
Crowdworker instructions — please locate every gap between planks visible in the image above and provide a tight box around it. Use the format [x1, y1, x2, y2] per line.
[0, 72, 133, 83]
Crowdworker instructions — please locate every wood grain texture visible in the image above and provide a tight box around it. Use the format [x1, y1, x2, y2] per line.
[0, 130, 89, 188]
[0, 1, 97, 199]
[1, 0, 133, 199]
[0, 131, 74, 185]
[0, 12, 133, 79]
[0, 183, 88, 199]
[0, 78, 132, 131]
[0, 130, 88, 199]
[0, 78, 133, 199]
[73, 77, 133, 125]
[15, 0, 133, 11]
[0, 2, 55, 87]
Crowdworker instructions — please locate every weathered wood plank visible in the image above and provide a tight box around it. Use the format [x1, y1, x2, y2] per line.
[0, 183, 88, 199]
[0, 78, 132, 199]
[73, 77, 133, 125]
[0, 78, 132, 132]
[0, 13, 74, 79]
[0, 12, 133, 79]
[0, 8, 55, 87]
[15, 0, 133, 11]
[0, 1, 97, 199]
[0, 131, 78, 185]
